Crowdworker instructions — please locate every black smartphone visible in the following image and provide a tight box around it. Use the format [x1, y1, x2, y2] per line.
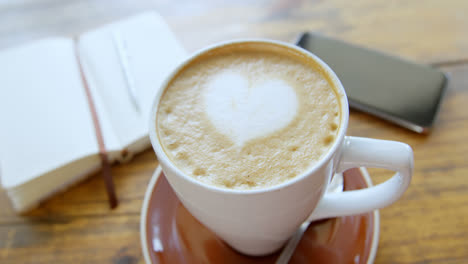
[296, 32, 448, 133]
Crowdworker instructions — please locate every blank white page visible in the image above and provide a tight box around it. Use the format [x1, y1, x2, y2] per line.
[0, 38, 99, 188]
[78, 12, 187, 149]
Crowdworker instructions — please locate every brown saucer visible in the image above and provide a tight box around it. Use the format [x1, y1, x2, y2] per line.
[140, 168, 379, 264]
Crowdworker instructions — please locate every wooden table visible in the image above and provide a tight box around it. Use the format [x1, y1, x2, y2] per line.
[1, 1, 467, 263]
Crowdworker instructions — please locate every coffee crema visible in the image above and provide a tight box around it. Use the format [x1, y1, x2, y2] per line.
[157, 42, 341, 190]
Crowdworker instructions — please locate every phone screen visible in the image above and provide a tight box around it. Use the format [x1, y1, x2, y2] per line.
[296, 33, 448, 133]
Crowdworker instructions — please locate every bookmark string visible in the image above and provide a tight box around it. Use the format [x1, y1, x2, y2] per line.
[73, 38, 118, 209]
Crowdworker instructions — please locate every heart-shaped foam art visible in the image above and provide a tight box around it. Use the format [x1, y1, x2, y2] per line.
[203, 71, 298, 146]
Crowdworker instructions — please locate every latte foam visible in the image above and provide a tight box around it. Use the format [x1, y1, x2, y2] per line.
[203, 70, 298, 146]
[157, 42, 341, 190]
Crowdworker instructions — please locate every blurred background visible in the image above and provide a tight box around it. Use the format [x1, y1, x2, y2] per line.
[1, 0, 467, 63]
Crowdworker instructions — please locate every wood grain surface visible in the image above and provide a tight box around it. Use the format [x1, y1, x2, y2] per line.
[1, 0, 467, 263]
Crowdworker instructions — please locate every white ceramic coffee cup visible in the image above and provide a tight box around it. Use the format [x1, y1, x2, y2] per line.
[149, 39, 413, 256]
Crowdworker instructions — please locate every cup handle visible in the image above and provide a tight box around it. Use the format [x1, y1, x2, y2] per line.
[308, 136, 414, 221]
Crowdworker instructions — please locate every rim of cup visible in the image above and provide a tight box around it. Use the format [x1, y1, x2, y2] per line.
[149, 38, 350, 195]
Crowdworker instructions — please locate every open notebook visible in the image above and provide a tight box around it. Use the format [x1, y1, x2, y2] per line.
[0, 12, 186, 212]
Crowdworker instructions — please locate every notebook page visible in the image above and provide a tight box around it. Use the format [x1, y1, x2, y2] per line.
[0, 38, 100, 188]
[77, 12, 187, 150]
